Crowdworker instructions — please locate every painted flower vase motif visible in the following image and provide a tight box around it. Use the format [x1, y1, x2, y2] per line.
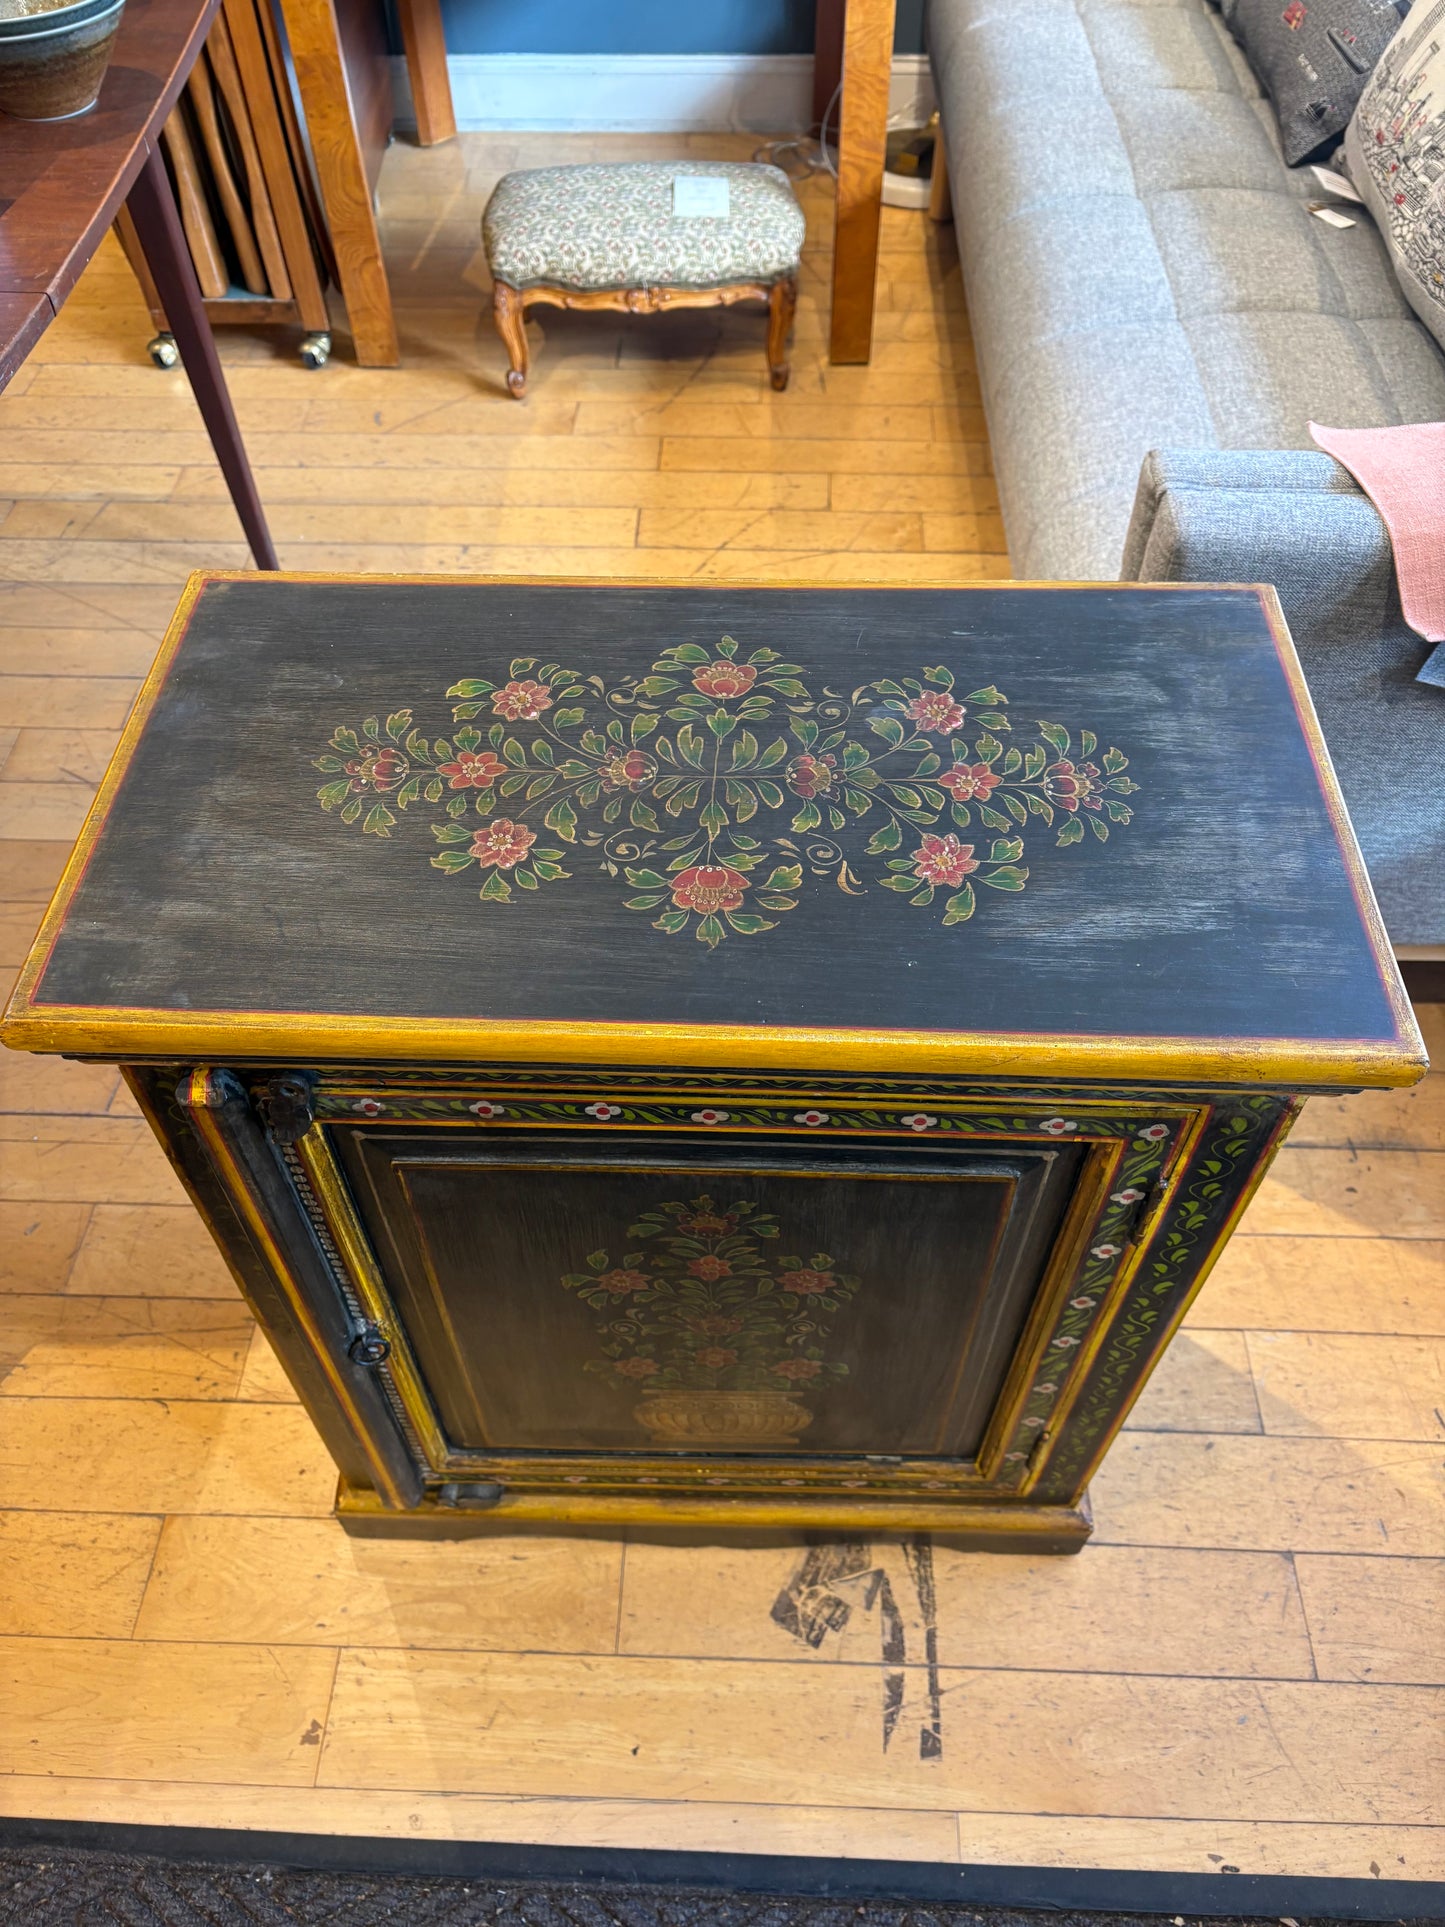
[559, 1195, 861, 1446]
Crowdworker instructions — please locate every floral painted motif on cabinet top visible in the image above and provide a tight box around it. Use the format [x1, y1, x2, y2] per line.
[312, 638, 1139, 948]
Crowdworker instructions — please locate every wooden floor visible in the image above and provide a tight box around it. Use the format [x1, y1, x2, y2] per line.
[0, 133, 1442, 1885]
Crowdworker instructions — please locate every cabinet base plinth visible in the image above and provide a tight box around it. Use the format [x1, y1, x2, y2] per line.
[335, 1477, 1093, 1551]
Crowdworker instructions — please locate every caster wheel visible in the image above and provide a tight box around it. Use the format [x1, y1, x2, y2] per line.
[299, 332, 332, 369]
[147, 333, 180, 369]
[506, 368, 527, 398]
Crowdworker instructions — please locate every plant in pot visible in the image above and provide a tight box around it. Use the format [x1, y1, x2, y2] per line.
[561, 1195, 861, 1445]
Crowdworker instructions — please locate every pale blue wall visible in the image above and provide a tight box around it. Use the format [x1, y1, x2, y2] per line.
[439, 0, 927, 56]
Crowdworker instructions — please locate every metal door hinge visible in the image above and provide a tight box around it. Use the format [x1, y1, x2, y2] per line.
[257, 1071, 317, 1145]
[1122, 1174, 1170, 1248]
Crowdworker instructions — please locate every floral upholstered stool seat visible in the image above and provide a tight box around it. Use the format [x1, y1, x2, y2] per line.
[481, 161, 806, 397]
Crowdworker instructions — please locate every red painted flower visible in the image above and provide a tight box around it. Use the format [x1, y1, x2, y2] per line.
[773, 1357, 823, 1381]
[470, 818, 535, 869]
[599, 748, 656, 792]
[491, 678, 553, 721]
[437, 748, 505, 790]
[782, 1267, 836, 1295]
[614, 1356, 660, 1379]
[598, 1268, 651, 1295]
[671, 864, 748, 914]
[911, 833, 979, 887]
[785, 752, 836, 799]
[678, 1204, 738, 1237]
[690, 1314, 743, 1337]
[906, 691, 966, 734]
[692, 660, 757, 699]
[687, 1255, 733, 1282]
[694, 1347, 738, 1371]
[345, 746, 409, 792]
[1041, 758, 1103, 812]
[938, 762, 1000, 803]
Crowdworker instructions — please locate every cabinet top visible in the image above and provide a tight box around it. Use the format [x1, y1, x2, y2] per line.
[1, 574, 1424, 1088]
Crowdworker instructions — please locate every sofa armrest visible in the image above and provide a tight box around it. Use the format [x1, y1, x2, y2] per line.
[1120, 449, 1402, 642]
[1121, 448, 1444, 948]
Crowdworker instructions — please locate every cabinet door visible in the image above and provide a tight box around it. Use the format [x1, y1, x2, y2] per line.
[330, 1126, 1082, 1463]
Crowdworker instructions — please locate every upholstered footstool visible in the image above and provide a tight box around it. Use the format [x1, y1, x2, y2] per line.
[482, 161, 806, 396]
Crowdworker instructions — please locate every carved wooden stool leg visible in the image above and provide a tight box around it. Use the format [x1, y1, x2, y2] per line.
[493, 282, 529, 398]
[767, 277, 797, 392]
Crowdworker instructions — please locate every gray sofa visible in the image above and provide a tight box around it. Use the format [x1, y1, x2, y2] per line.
[926, 0, 1445, 947]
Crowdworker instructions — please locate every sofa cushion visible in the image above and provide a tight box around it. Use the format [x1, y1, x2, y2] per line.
[926, 0, 1445, 580]
[1221, 0, 1409, 164]
[1344, 0, 1445, 354]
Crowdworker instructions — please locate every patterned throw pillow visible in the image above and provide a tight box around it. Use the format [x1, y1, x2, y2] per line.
[1345, 0, 1445, 349]
[1224, 0, 1412, 163]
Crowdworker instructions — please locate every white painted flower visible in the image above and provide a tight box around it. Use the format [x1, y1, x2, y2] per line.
[690, 1108, 730, 1124]
[468, 1100, 505, 1119]
[1004, 1451, 1027, 1464]
[1055, 1334, 1081, 1348]
[901, 1112, 938, 1132]
[1022, 1414, 1046, 1428]
[353, 1098, 384, 1117]
[585, 1102, 623, 1120]
[1035, 1382, 1057, 1396]
[1111, 1187, 1145, 1206]
[794, 1109, 830, 1126]
[1091, 1243, 1121, 1260]
[1071, 1296, 1097, 1311]
[1139, 1123, 1170, 1142]
[1040, 1116, 1078, 1135]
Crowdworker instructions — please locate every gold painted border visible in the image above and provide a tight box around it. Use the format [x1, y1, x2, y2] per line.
[294, 1127, 450, 1472]
[0, 574, 1425, 1090]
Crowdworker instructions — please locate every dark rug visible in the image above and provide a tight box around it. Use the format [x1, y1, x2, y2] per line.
[0, 1850, 1437, 1927]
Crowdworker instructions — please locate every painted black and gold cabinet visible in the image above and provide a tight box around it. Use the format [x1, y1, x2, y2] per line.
[3, 576, 1425, 1547]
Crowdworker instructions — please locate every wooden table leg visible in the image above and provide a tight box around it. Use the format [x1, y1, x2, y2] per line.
[829, 0, 895, 365]
[125, 139, 279, 572]
[396, 0, 455, 146]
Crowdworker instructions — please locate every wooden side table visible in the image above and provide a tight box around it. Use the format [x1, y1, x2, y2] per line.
[2, 576, 1424, 1545]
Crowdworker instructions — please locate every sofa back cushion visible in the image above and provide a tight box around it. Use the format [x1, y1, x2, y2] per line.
[1345, 0, 1445, 351]
[1222, 0, 1410, 163]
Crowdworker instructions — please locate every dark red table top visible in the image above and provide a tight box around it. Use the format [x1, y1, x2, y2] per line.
[0, 0, 217, 383]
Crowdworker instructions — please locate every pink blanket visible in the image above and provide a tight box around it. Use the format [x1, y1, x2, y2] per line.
[1310, 420, 1445, 643]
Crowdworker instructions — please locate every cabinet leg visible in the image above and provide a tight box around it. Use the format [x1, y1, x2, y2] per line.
[125, 141, 279, 572]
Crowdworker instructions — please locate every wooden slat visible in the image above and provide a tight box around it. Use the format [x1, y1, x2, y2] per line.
[67, 1202, 240, 1298]
[1295, 1555, 1445, 1684]
[0, 1512, 161, 1637]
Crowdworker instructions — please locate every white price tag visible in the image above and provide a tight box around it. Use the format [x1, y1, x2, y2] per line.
[1310, 204, 1357, 228]
[672, 175, 730, 218]
[1311, 164, 1364, 203]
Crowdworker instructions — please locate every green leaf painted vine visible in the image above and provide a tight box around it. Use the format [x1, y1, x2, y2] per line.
[312, 639, 1140, 947]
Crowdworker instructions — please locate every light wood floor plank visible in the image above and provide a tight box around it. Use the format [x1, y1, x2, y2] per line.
[618, 1540, 1312, 1680]
[0, 1637, 335, 1784]
[0, 1201, 90, 1293]
[0, 1511, 160, 1638]
[1242, 1150, 1445, 1239]
[1294, 1554, 1445, 1684]
[0, 1398, 337, 1515]
[1091, 1435, 1445, 1554]
[1188, 1236, 1445, 1336]
[66, 1202, 239, 1299]
[0, 1116, 189, 1206]
[318, 1650, 1441, 1823]
[0, 1295, 253, 1401]
[1245, 1332, 1445, 1442]
[1121, 1329, 1261, 1434]
[135, 1516, 625, 1654]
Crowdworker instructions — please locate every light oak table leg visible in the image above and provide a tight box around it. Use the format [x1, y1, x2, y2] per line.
[829, 0, 896, 365]
[395, 0, 455, 146]
[929, 125, 953, 223]
[277, 0, 399, 367]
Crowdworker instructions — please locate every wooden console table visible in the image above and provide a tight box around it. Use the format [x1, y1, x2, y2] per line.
[2, 576, 1424, 1544]
[0, 0, 277, 568]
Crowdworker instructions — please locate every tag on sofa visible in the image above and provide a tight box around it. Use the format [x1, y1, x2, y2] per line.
[1311, 164, 1364, 203]
[673, 176, 730, 218]
[1310, 203, 1356, 228]
[1417, 642, 1445, 690]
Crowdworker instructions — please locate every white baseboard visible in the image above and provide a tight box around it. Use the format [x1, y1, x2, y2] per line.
[390, 51, 935, 136]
